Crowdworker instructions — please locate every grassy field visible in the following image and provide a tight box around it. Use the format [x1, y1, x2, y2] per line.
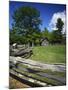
[30, 45, 66, 64]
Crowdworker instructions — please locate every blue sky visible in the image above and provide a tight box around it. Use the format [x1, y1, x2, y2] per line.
[9, 1, 66, 32]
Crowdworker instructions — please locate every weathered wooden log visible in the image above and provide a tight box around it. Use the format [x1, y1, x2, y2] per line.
[10, 48, 33, 58]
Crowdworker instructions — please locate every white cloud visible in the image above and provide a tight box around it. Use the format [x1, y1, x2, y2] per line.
[49, 11, 66, 33]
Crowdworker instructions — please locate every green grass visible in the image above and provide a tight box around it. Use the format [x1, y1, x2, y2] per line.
[30, 45, 66, 64]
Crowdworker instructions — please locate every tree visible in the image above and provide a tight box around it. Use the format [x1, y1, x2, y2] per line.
[50, 18, 64, 44]
[12, 6, 41, 46]
[42, 28, 49, 37]
[56, 18, 64, 32]
[10, 29, 17, 44]
[50, 30, 62, 44]
[56, 18, 64, 43]
[10, 28, 27, 44]
[41, 27, 51, 41]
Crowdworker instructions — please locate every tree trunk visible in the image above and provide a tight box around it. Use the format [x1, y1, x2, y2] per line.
[32, 42, 34, 47]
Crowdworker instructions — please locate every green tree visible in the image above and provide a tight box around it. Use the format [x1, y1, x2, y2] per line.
[50, 30, 62, 44]
[12, 6, 41, 46]
[42, 28, 49, 37]
[56, 18, 64, 32]
[50, 18, 64, 44]
[10, 29, 17, 44]
[56, 18, 64, 43]
[41, 27, 51, 40]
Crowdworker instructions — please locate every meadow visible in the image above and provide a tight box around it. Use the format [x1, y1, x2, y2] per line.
[30, 45, 66, 64]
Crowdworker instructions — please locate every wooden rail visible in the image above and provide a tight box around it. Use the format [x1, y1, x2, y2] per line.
[10, 72, 43, 87]
[9, 60, 66, 87]
[10, 71, 45, 87]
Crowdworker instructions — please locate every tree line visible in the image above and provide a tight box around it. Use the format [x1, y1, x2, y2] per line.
[10, 6, 66, 46]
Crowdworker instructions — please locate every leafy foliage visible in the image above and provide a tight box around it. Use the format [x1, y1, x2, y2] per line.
[50, 18, 64, 44]
[10, 6, 65, 45]
[10, 6, 42, 45]
[56, 18, 64, 32]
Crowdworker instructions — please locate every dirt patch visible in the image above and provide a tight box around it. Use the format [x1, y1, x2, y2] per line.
[9, 76, 30, 89]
